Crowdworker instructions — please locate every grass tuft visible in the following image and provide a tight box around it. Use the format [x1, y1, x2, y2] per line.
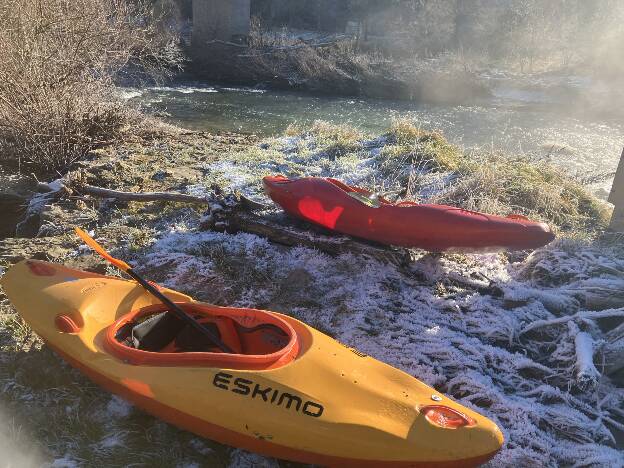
[371, 119, 609, 236]
[378, 120, 463, 184]
[434, 153, 611, 234]
[306, 120, 364, 159]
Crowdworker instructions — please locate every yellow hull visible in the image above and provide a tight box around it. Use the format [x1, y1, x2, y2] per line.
[1, 260, 503, 466]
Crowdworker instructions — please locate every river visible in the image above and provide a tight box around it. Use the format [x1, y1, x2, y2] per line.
[125, 81, 624, 199]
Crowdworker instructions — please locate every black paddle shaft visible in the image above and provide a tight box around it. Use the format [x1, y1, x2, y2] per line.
[126, 268, 233, 354]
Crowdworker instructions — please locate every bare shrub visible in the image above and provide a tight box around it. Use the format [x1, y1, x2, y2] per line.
[245, 18, 382, 94]
[0, 0, 182, 175]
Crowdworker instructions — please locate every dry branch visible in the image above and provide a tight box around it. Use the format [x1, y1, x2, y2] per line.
[520, 309, 624, 335]
[42, 180, 411, 265]
[204, 39, 249, 48]
[72, 184, 211, 204]
[238, 41, 341, 57]
[569, 322, 601, 388]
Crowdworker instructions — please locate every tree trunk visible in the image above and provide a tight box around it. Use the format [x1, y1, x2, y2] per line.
[605, 321, 624, 376]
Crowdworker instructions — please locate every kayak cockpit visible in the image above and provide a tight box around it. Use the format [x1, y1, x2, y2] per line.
[104, 303, 299, 370]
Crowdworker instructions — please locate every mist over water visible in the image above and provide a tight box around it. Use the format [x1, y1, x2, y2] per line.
[129, 83, 624, 199]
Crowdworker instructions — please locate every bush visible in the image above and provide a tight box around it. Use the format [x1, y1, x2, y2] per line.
[244, 17, 383, 96]
[0, 0, 182, 175]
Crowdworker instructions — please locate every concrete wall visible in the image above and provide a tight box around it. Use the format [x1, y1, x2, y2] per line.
[192, 0, 250, 47]
[609, 148, 624, 231]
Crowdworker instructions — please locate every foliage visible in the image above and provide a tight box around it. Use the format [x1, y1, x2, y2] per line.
[378, 119, 463, 183]
[0, 0, 182, 175]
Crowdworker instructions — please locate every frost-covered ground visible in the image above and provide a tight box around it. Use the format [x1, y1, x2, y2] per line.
[134, 222, 624, 467]
[1, 126, 623, 467]
[134, 130, 623, 466]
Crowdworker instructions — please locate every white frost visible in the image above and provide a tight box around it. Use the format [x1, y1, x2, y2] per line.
[137, 224, 624, 467]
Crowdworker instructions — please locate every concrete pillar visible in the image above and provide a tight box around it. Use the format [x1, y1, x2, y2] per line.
[608, 148, 624, 231]
[192, 0, 250, 47]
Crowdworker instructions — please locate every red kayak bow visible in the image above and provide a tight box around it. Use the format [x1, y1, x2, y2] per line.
[263, 175, 555, 252]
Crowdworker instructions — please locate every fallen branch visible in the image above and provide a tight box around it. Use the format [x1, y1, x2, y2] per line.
[43, 181, 268, 212]
[204, 208, 412, 266]
[569, 322, 601, 388]
[204, 39, 248, 48]
[520, 309, 624, 335]
[565, 282, 624, 310]
[67, 183, 211, 205]
[238, 41, 340, 57]
[37, 180, 410, 265]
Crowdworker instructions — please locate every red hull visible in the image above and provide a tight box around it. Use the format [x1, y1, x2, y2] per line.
[263, 176, 555, 252]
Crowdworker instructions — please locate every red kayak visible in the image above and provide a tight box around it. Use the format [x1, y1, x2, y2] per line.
[263, 175, 555, 252]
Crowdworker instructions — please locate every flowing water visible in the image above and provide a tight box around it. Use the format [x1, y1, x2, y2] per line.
[126, 81, 624, 199]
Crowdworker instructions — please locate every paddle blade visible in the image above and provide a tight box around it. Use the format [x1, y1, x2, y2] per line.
[75, 227, 131, 271]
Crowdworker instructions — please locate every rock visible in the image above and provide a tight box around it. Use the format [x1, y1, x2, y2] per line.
[151, 169, 172, 181]
[0, 176, 36, 239]
[0, 237, 71, 267]
[0, 192, 26, 238]
[15, 211, 42, 238]
[15, 186, 68, 238]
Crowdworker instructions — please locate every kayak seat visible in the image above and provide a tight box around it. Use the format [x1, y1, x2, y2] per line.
[129, 311, 186, 351]
[173, 321, 223, 352]
[233, 321, 290, 355]
[106, 302, 300, 369]
[122, 311, 244, 354]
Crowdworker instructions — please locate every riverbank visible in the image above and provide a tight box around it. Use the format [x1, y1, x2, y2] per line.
[125, 80, 624, 203]
[187, 37, 490, 104]
[0, 120, 623, 466]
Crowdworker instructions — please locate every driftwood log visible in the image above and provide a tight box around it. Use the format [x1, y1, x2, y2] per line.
[39, 182, 211, 205]
[44, 180, 412, 266]
[204, 207, 412, 266]
[605, 321, 624, 375]
[520, 308, 624, 377]
[237, 41, 344, 57]
[569, 321, 601, 388]
[520, 309, 624, 335]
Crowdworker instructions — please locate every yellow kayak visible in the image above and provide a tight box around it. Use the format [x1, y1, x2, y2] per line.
[1, 259, 504, 467]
